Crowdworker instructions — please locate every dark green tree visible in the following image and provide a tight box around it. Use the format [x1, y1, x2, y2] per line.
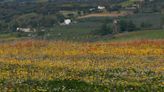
[161, 16, 164, 29]
[95, 23, 112, 35]
[119, 19, 128, 32]
[41, 15, 57, 27]
[14, 13, 43, 28]
[56, 13, 65, 23]
[119, 20, 136, 32]
[127, 20, 137, 32]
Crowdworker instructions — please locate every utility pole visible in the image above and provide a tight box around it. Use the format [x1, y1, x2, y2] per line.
[112, 19, 119, 34]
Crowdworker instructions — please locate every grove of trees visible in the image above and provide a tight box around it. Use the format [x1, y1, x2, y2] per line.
[96, 19, 137, 36]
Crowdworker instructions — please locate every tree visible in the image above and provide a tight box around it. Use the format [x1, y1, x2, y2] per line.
[56, 13, 65, 23]
[161, 16, 164, 29]
[95, 23, 112, 35]
[14, 13, 43, 28]
[140, 22, 152, 29]
[77, 11, 82, 16]
[127, 21, 137, 32]
[0, 21, 8, 31]
[67, 13, 75, 19]
[41, 15, 57, 27]
[119, 20, 137, 32]
[119, 19, 128, 32]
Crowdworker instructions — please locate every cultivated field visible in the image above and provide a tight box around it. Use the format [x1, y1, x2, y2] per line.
[0, 40, 163, 91]
[77, 12, 127, 19]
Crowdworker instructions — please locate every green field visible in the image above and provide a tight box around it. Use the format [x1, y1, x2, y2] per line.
[0, 12, 163, 42]
[118, 0, 136, 7]
[99, 29, 164, 42]
[0, 29, 164, 42]
[46, 28, 164, 42]
[79, 13, 163, 29]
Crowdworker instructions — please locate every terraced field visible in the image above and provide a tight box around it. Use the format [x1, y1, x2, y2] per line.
[0, 40, 163, 91]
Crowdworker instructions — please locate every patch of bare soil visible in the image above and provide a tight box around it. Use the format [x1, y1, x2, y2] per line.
[77, 12, 128, 19]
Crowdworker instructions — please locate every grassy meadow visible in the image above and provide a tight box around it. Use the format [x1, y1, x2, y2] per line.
[100, 30, 164, 42]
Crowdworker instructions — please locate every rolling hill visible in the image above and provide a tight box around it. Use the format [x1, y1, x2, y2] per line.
[0, 0, 130, 3]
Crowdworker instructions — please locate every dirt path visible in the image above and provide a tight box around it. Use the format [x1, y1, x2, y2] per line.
[77, 12, 128, 19]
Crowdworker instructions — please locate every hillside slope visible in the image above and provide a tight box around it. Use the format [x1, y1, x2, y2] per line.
[0, 29, 164, 42]
[104, 29, 164, 42]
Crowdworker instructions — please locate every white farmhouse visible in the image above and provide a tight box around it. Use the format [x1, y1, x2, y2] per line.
[60, 19, 72, 25]
[89, 8, 96, 11]
[64, 19, 71, 25]
[98, 6, 106, 10]
[16, 28, 36, 32]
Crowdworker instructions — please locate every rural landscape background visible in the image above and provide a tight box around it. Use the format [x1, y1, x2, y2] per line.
[0, 0, 164, 91]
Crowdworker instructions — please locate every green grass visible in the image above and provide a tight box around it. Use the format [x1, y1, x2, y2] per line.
[0, 17, 164, 42]
[122, 13, 163, 28]
[45, 22, 102, 41]
[0, 32, 19, 41]
[59, 11, 78, 17]
[0, 32, 29, 42]
[1, 79, 162, 92]
[79, 13, 163, 29]
[117, 0, 136, 7]
[100, 29, 164, 42]
[1, 29, 164, 42]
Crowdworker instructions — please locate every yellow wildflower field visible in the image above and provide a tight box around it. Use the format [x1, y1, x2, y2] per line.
[0, 40, 163, 91]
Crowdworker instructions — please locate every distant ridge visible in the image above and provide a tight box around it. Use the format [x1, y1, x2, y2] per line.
[0, 0, 121, 3]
